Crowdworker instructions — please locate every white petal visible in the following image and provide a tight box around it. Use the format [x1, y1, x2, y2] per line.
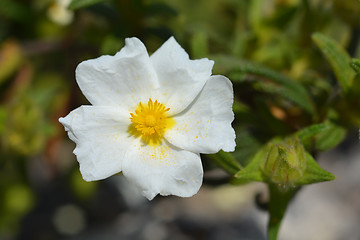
[164, 75, 236, 154]
[59, 106, 132, 181]
[76, 37, 158, 109]
[150, 37, 214, 114]
[122, 140, 203, 200]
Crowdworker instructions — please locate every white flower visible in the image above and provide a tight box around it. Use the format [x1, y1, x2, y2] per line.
[59, 37, 236, 200]
[47, 0, 74, 26]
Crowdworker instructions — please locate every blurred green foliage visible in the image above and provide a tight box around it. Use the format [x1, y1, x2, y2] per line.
[0, 0, 359, 239]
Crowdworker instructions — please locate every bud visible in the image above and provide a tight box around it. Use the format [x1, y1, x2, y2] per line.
[261, 138, 306, 192]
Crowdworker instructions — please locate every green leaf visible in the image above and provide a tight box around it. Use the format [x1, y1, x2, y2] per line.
[268, 184, 296, 240]
[295, 123, 329, 144]
[349, 59, 360, 95]
[190, 32, 209, 59]
[297, 152, 336, 185]
[0, 106, 7, 134]
[212, 55, 315, 114]
[350, 58, 360, 74]
[232, 144, 270, 184]
[69, 0, 108, 10]
[0, 41, 23, 85]
[253, 80, 314, 114]
[146, 3, 178, 17]
[249, 0, 263, 33]
[236, 61, 307, 95]
[314, 124, 346, 151]
[209, 151, 242, 175]
[294, 122, 346, 152]
[0, 0, 30, 22]
[312, 33, 355, 93]
[232, 100, 249, 115]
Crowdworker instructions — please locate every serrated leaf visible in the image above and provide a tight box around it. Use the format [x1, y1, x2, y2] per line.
[69, 0, 107, 10]
[312, 33, 355, 93]
[209, 151, 242, 175]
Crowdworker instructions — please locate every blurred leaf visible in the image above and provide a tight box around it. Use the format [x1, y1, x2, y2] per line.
[32, 72, 71, 113]
[0, 183, 34, 234]
[0, 40, 23, 85]
[145, 2, 178, 17]
[0, 0, 30, 22]
[252, 97, 292, 136]
[213, 55, 315, 114]
[209, 151, 242, 175]
[232, 100, 248, 115]
[0, 106, 7, 134]
[313, 123, 346, 151]
[253, 80, 314, 114]
[350, 58, 360, 74]
[69, 0, 108, 10]
[4, 184, 34, 214]
[101, 35, 123, 55]
[190, 31, 208, 59]
[295, 123, 329, 144]
[294, 122, 346, 152]
[312, 33, 355, 93]
[248, 0, 263, 33]
[237, 62, 315, 114]
[71, 170, 97, 200]
[267, 5, 297, 29]
[2, 94, 56, 156]
[333, 0, 360, 27]
[349, 59, 360, 96]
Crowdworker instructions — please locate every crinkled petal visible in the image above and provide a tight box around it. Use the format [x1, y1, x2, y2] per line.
[164, 75, 235, 154]
[122, 140, 203, 200]
[59, 106, 132, 181]
[76, 37, 158, 109]
[150, 37, 214, 115]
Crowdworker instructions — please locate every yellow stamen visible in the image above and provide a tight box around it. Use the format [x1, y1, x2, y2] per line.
[129, 98, 175, 146]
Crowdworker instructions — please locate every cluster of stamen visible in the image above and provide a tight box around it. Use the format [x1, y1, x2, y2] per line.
[129, 99, 173, 145]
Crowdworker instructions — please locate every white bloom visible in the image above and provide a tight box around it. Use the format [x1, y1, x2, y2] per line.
[47, 0, 74, 26]
[59, 37, 236, 200]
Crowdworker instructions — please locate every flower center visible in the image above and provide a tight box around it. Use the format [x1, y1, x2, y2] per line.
[145, 115, 156, 127]
[129, 98, 175, 145]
